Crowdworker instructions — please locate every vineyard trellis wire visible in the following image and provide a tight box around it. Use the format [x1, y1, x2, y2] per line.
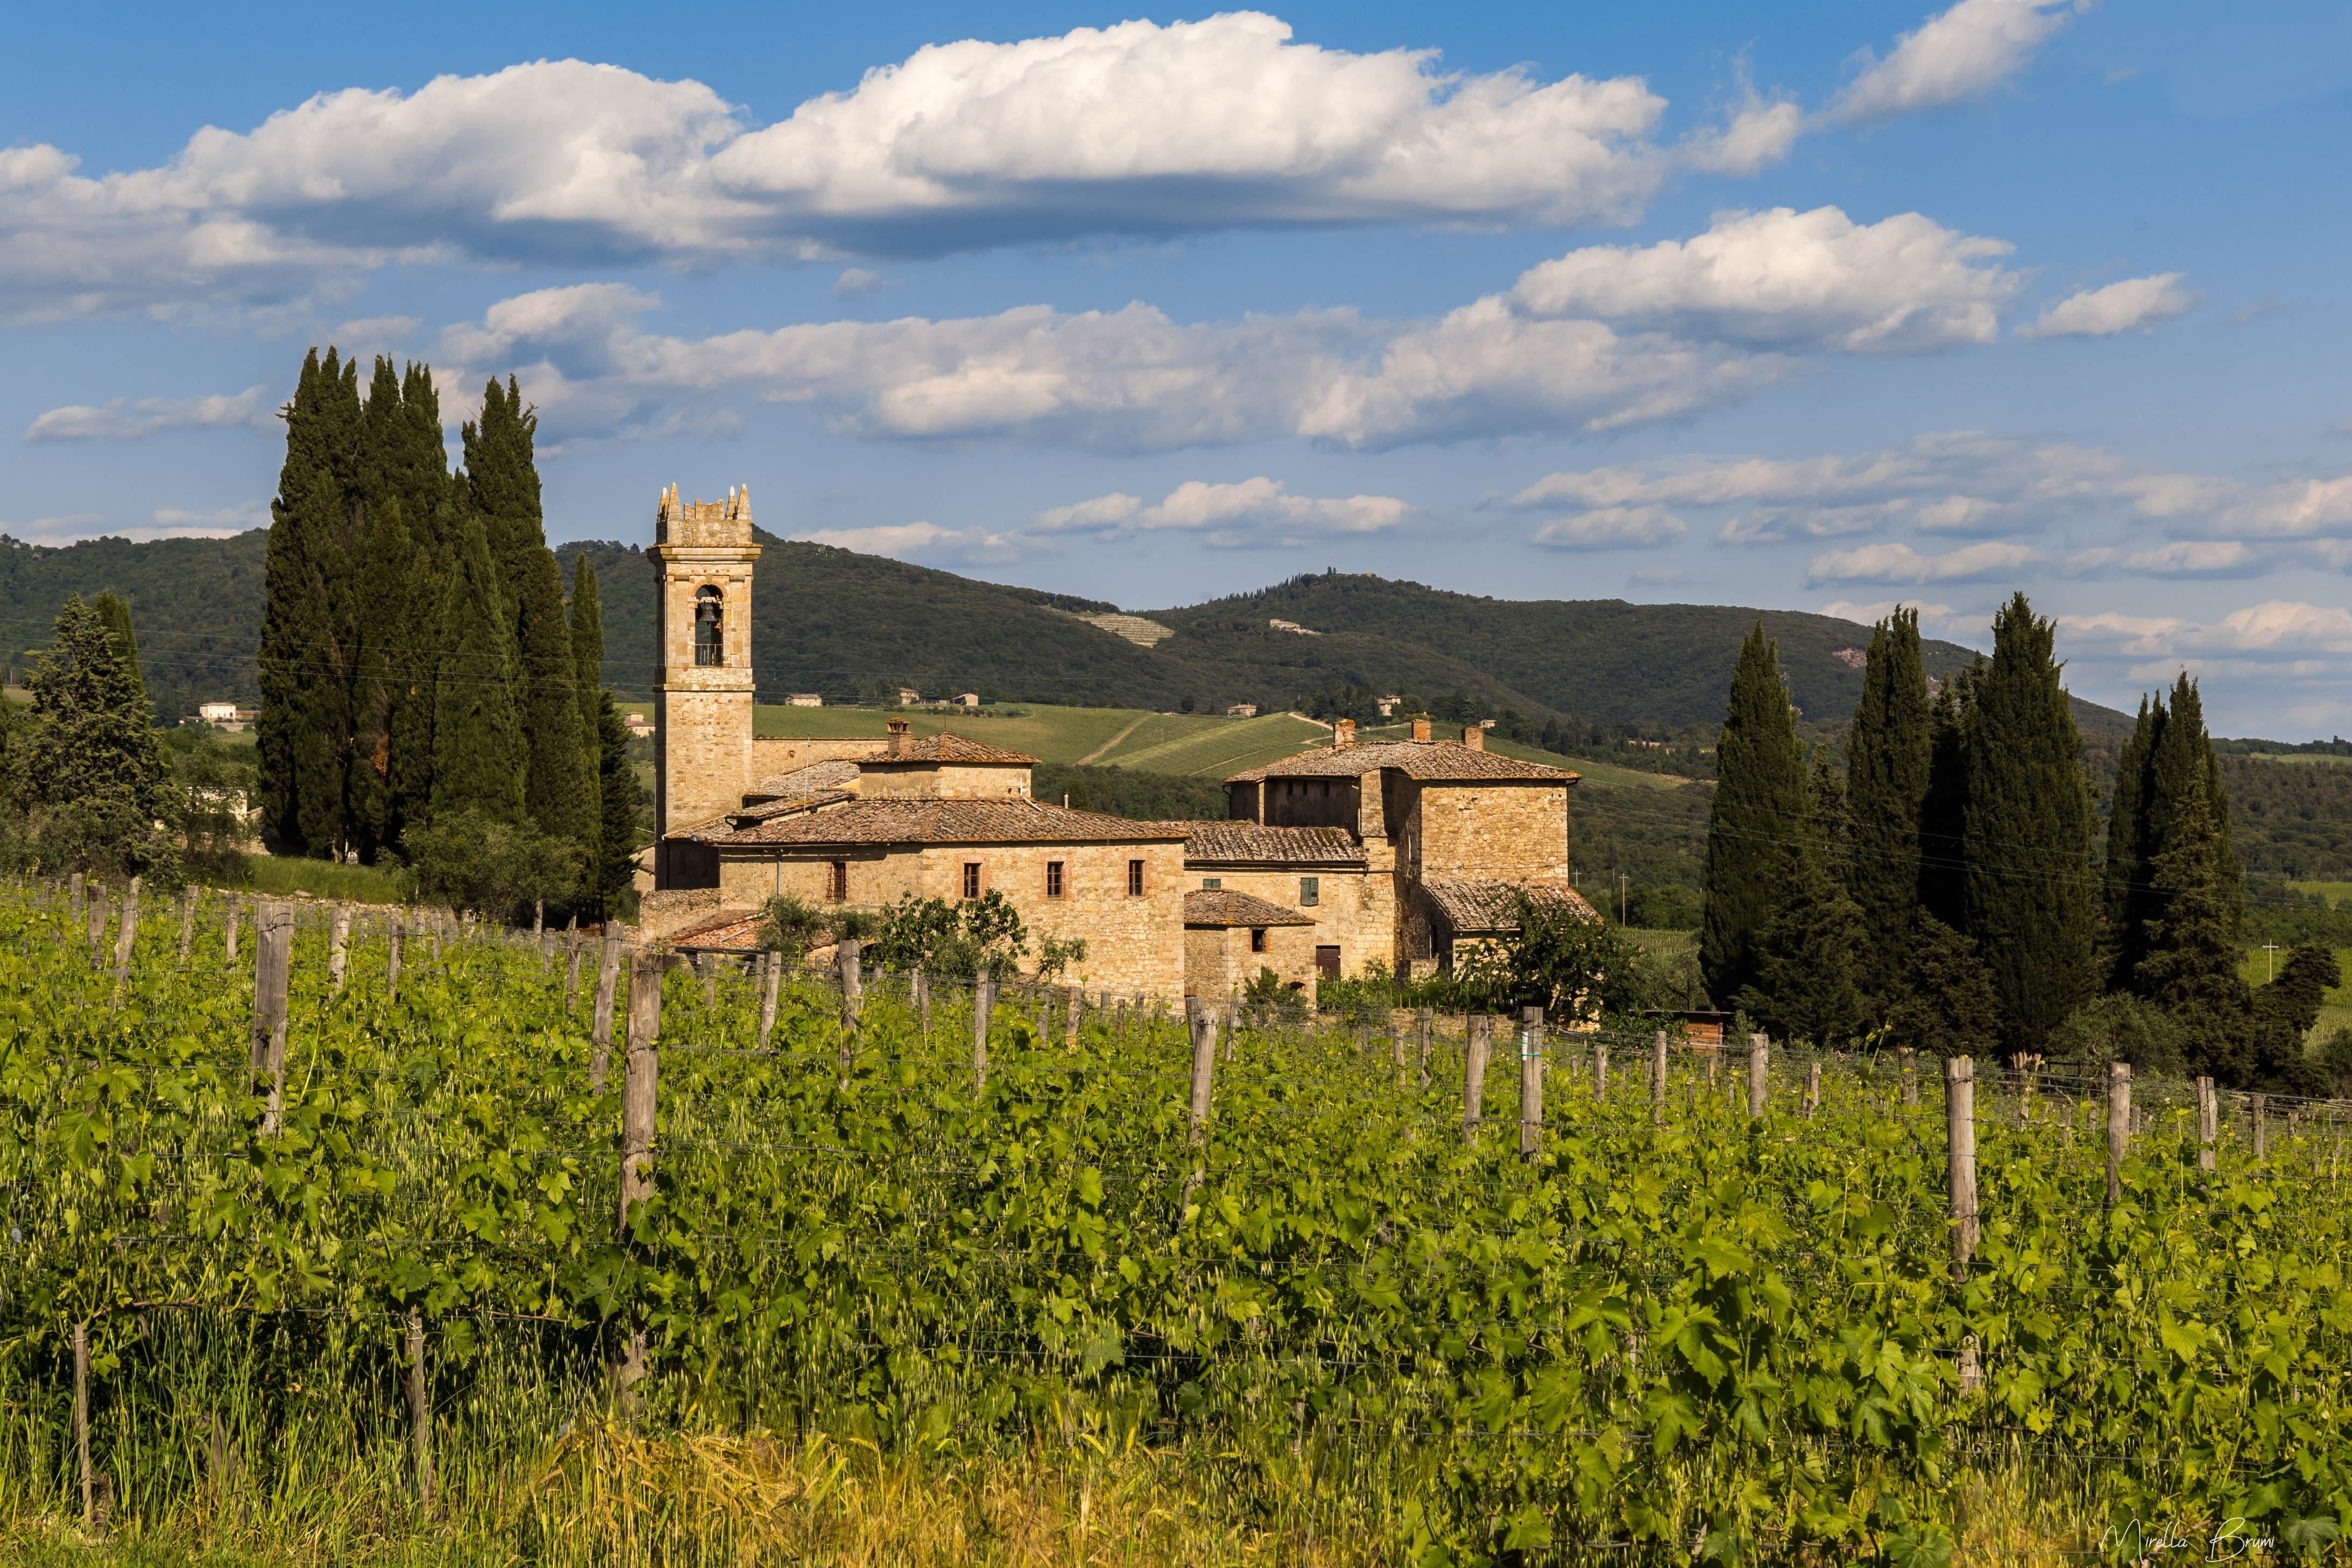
[3, 877, 2350, 1563]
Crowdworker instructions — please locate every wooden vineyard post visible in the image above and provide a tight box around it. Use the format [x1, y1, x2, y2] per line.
[109, 877, 139, 1008]
[1417, 1007, 1433, 1088]
[972, 974, 996, 1092]
[329, 906, 350, 992]
[836, 940, 865, 1082]
[2253, 1093, 2268, 1166]
[1520, 1007, 1545, 1162]
[1899, 1047, 1917, 1108]
[758, 951, 781, 1049]
[2106, 1062, 2131, 1209]
[591, 930, 623, 1087]
[1114, 997, 1127, 1040]
[1946, 1056, 1977, 1281]
[1224, 992, 1240, 1062]
[1177, 1001, 1220, 1221]
[1066, 985, 1082, 1050]
[698, 952, 717, 1013]
[1593, 1036, 1608, 1103]
[387, 914, 404, 1001]
[178, 885, 197, 963]
[68, 871, 84, 927]
[429, 913, 442, 965]
[912, 968, 930, 1036]
[406, 1304, 436, 1510]
[1803, 1060, 1822, 1119]
[74, 1319, 91, 1528]
[1463, 1015, 1491, 1144]
[223, 896, 239, 965]
[565, 931, 585, 1011]
[2198, 1077, 2217, 1173]
[1747, 1033, 1769, 1120]
[251, 902, 294, 1134]
[1652, 1030, 1668, 1124]
[86, 883, 108, 965]
[616, 948, 666, 1408]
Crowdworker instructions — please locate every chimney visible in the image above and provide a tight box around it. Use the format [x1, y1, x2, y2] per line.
[886, 717, 910, 758]
[1333, 718, 1355, 749]
[1463, 725, 1484, 752]
[1411, 716, 1431, 743]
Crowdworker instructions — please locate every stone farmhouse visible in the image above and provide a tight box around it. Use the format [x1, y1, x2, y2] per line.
[642, 485, 1595, 999]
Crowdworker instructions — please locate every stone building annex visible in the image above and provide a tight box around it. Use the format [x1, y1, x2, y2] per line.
[640, 485, 1597, 999]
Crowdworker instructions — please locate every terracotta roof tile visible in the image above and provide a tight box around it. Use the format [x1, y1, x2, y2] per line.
[1420, 877, 1599, 934]
[1227, 739, 1576, 783]
[743, 759, 862, 800]
[874, 732, 1039, 765]
[697, 796, 1182, 848]
[1183, 888, 1318, 927]
[729, 789, 856, 825]
[667, 910, 768, 950]
[1176, 821, 1366, 866]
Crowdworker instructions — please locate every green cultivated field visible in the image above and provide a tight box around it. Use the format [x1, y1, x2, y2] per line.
[8, 886, 2352, 1563]
[755, 701, 1331, 778]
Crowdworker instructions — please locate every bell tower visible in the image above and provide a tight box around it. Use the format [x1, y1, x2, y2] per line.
[651, 483, 760, 888]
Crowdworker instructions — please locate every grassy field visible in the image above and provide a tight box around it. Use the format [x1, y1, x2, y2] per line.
[2241, 943, 2352, 1041]
[206, 853, 407, 905]
[752, 702, 1703, 791]
[755, 702, 1330, 778]
[2291, 880, 2352, 907]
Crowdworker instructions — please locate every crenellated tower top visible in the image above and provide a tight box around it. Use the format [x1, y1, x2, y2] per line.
[656, 483, 753, 548]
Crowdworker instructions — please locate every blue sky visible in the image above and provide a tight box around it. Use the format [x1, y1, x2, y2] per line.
[7, 1, 2352, 735]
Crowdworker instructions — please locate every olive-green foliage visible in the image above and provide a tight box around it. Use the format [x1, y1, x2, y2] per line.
[1885, 915, 2003, 1061]
[2135, 768, 2254, 1082]
[1453, 892, 1655, 1025]
[1961, 594, 2097, 1058]
[1701, 624, 1809, 1006]
[870, 889, 1028, 979]
[758, 892, 826, 957]
[16, 596, 177, 880]
[589, 689, 642, 919]
[429, 520, 526, 827]
[6, 888, 2350, 1562]
[2043, 991, 2190, 1076]
[401, 806, 578, 921]
[1844, 610, 1930, 967]
[1733, 853, 1870, 1048]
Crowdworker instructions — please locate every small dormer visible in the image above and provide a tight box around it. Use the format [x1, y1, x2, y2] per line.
[856, 724, 1040, 799]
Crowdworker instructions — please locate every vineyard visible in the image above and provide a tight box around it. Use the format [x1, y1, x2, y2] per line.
[3, 881, 2351, 1565]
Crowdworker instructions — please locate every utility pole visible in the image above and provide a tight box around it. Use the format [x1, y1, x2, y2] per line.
[1619, 871, 1628, 926]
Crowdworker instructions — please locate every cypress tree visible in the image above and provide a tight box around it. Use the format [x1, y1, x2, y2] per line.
[1701, 623, 1809, 1006]
[591, 688, 644, 919]
[396, 363, 450, 549]
[2145, 674, 2240, 944]
[28, 596, 172, 878]
[429, 518, 527, 825]
[517, 544, 591, 846]
[90, 591, 147, 718]
[344, 494, 411, 860]
[1888, 915, 2003, 1059]
[2250, 944, 2340, 1093]
[569, 555, 605, 895]
[461, 376, 542, 623]
[1917, 666, 1974, 931]
[2134, 767, 2251, 1080]
[1844, 609, 1931, 951]
[2104, 695, 2162, 987]
[1734, 851, 1870, 1046]
[387, 522, 452, 844]
[1961, 594, 2097, 1059]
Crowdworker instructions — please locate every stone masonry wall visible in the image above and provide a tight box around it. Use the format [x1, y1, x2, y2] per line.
[717, 839, 1186, 997]
[1415, 782, 1570, 881]
[1182, 864, 1387, 979]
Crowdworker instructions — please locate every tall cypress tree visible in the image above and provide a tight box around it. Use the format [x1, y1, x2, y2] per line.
[90, 591, 147, 719]
[1844, 609, 1931, 951]
[28, 596, 172, 878]
[461, 377, 542, 624]
[2104, 695, 2162, 988]
[2145, 674, 2240, 944]
[569, 555, 606, 896]
[591, 688, 644, 920]
[1960, 594, 2097, 1059]
[517, 546, 591, 844]
[429, 518, 527, 825]
[1701, 624, 1810, 1006]
[1918, 666, 1974, 931]
[2134, 767, 2251, 1080]
[1736, 850, 1870, 1046]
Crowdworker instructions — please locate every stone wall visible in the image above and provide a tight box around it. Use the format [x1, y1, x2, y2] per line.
[1184, 922, 1322, 1000]
[1416, 782, 1571, 881]
[1182, 864, 1388, 980]
[718, 839, 1186, 996]
[861, 762, 1033, 800]
[747, 737, 887, 780]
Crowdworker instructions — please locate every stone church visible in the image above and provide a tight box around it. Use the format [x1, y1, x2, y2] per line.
[641, 485, 1594, 999]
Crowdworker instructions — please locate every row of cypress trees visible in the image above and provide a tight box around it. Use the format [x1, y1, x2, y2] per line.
[255, 348, 637, 915]
[1700, 593, 2326, 1086]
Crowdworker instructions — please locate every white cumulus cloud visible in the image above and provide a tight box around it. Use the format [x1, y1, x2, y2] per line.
[1531, 507, 1687, 550]
[1035, 477, 1406, 548]
[791, 519, 1029, 565]
[1509, 206, 2019, 353]
[26, 385, 272, 440]
[1830, 0, 2082, 124]
[2019, 273, 2198, 340]
[1807, 539, 2038, 584]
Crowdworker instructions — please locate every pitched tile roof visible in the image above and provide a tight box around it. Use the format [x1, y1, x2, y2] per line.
[1227, 738, 1577, 783]
[743, 759, 863, 800]
[696, 796, 1183, 848]
[1183, 888, 1318, 927]
[1420, 877, 1599, 934]
[667, 909, 769, 951]
[1175, 821, 1366, 867]
[872, 732, 1039, 765]
[729, 789, 856, 825]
